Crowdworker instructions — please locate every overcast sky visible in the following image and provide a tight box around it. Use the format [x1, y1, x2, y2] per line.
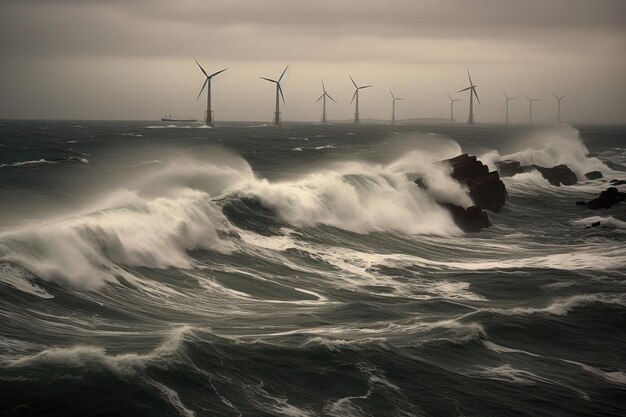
[1, 0, 624, 123]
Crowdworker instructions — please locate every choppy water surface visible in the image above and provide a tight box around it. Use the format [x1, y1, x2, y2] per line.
[0, 121, 625, 416]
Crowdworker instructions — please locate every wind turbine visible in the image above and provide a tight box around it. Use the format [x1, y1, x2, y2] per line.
[553, 93, 567, 123]
[447, 93, 462, 122]
[503, 92, 517, 124]
[315, 78, 337, 124]
[390, 89, 404, 125]
[457, 69, 480, 125]
[349, 76, 373, 124]
[525, 96, 541, 124]
[260, 65, 289, 126]
[195, 60, 227, 127]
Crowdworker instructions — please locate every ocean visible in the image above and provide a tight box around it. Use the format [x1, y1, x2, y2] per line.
[0, 120, 624, 416]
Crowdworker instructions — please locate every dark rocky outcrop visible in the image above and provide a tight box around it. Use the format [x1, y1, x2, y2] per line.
[610, 179, 626, 186]
[443, 154, 507, 213]
[530, 164, 578, 186]
[576, 187, 625, 210]
[496, 160, 526, 177]
[584, 171, 603, 180]
[441, 203, 490, 233]
[496, 160, 578, 186]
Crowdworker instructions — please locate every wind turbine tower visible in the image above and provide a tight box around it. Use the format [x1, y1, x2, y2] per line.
[260, 65, 289, 126]
[349, 76, 373, 123]
[457, 69, 480, 125]
[390, 89, 404, 124]
[503, 92, 517, 124]
[195, 60, 227, 127]
[525, 96, 541, 124]
[553, 93, 567, 123]
[447, 93, 462, 122]
[315, 79, 337, 124]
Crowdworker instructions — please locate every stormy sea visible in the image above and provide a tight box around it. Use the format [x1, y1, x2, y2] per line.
[0, 120, 624, 417]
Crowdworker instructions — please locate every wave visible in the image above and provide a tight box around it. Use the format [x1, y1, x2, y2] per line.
[572, 215, 626, 231]
[0, 157, 88, 168]
[481, 293, 626, 317]
[225, 149, 470, 235]
[480, 125, 614, 180]
[0, 187, 233, 290]
[5, 326, 191, 375]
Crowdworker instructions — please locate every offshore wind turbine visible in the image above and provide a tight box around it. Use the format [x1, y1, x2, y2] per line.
[447, 93, 462, 122]
[315, 78, 337, 124]
[553, 93, 567, 123]
[525, 96, 541, 124]
[195, 60, 227, 127]
[389, 89, 404, 125]
[260, 65, 289, 126]
[503, 92, 517, 124]
[457, 69, 480, 125]
[349, 76, 373, 124]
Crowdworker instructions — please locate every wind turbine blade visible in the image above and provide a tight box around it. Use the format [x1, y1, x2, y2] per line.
[278, 84, 285, 105]
[196, 78, 208, 100]
[467, 69, 473, 86]
[260, 77, 277, 83]
[561, 94, 567, 99]
[209, 68, 228, 78]
[458, 86, 472, 93]
[525, 95, 530, 101]
[195, 60, 208, 77]
[278, 64, 289, 82]
[553, 93, 558, 99]
[473, 88, 481, 105]
[360, 85, 373, 89]
[504, 92, 509, 99]
[396, 98, 405, 101]
[315, 93, 325, 103]
[389, 89, 395, 99]
[327, 93, 337, 104]
[447, 92, 452, 100]
[350, 90, 357, 105]
[349, 75, 357, 88]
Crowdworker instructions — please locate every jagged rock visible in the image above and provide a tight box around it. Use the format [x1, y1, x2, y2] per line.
[496, 160, 526, 177]
[585, 171, 603, 180]
[496, 160, 578, 186]
[442, 203, 490, 232]
[577, 187, 625, 210]
[610, 179, 626, 186]
[442, 154, 507, 213]
[585, 221, 602, 229]
[531, 164, 578, 186]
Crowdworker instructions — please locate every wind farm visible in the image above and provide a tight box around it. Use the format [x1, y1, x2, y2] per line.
[184, 61, 583, 127]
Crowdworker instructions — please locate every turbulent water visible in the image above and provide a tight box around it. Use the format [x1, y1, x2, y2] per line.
[0, 120, 625, 417]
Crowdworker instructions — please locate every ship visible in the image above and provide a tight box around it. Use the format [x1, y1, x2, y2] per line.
[160, 115, 198, 122]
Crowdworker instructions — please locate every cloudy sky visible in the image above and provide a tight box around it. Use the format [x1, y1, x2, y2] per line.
[1, 0, 624, 123]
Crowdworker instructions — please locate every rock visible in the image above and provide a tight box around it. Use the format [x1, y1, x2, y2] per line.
[442, 203, 490, 232]
[442, 154, 507, 212]
[610, 179, 626, 186]
[531, 164, 578, 186]
[585, 221, 602, 229]
[584, 171, 603, 180]
[578, 187, 626, 210]
[496, 160, 526, 177]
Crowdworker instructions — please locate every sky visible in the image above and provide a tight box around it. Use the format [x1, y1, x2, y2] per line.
[0, 0, 625, 123]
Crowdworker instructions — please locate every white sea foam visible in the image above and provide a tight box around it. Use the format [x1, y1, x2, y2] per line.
[8, 326, 191, 375]
[481, 125, 615, 181]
